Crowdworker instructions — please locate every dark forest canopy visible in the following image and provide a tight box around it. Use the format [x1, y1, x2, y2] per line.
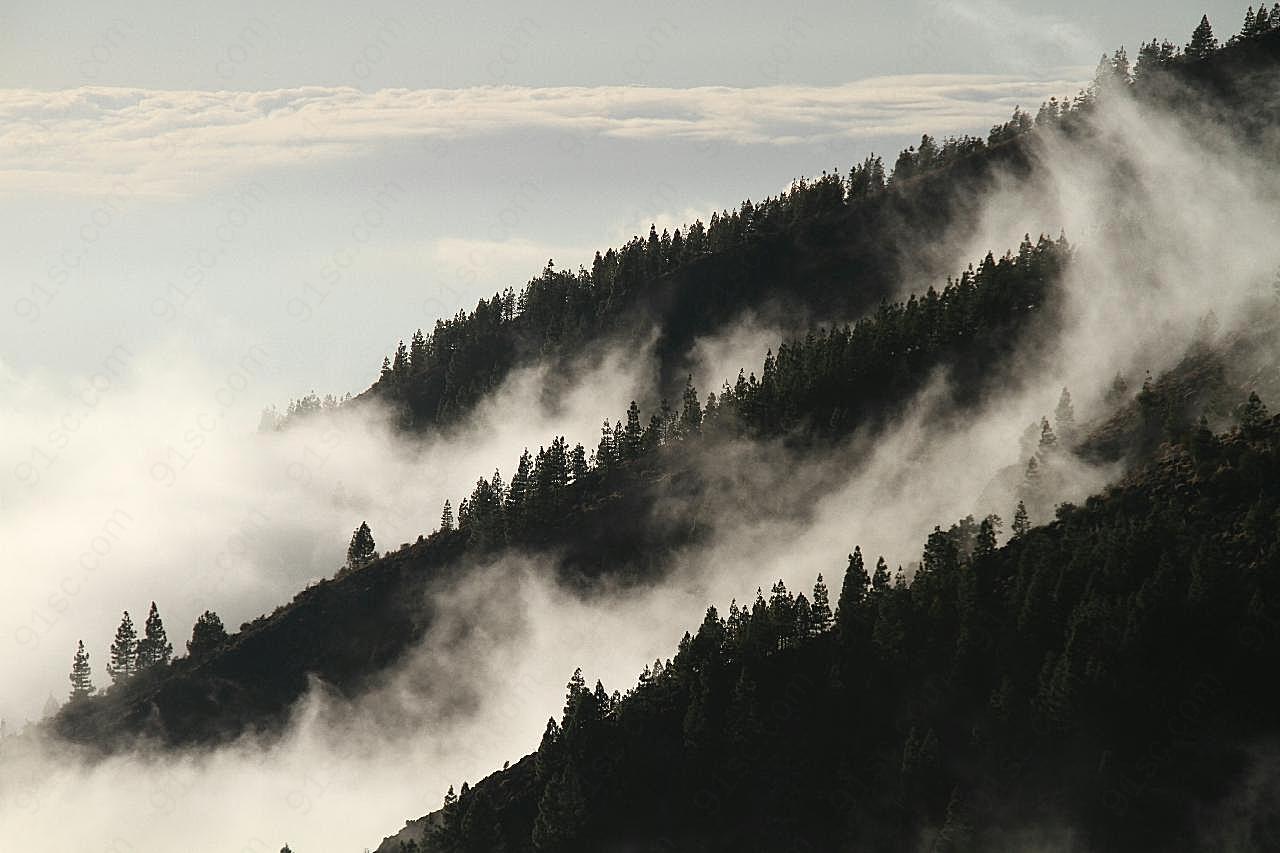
[399, 410, 1280, 853]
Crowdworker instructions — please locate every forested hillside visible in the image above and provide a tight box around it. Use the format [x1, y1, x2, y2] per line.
[51, 235, 1071, 747]
[394, 410, 1280, 853]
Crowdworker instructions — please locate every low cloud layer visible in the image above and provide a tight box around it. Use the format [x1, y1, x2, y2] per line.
[0, 75, 1087, 196]
[0, 336, 651, 727]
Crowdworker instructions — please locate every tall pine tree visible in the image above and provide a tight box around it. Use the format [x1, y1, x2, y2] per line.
[69, 640, 93, 700]
[107, 611, 138, 684]
[187, 610, 228, 660]
[346, 521, 377, 571]
[1187, 15, 1218, 58]
[136, 601, 173, 669]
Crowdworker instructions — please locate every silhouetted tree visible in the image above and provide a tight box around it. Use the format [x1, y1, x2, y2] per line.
[107, 611, 138, 684]
[1239, 391, 1269, 432]
[811, 574, 833, 631]
[1187, 15, 1218, 58]
[837, 547, 870, 632]
[136, 602, 172, 669]
[346, 521, 376, 571]
[1012, 501, 1031, 537]
[187, 610, 228, 660]
[1054, 388, 1076, 445]
[69, 640, 93, 700]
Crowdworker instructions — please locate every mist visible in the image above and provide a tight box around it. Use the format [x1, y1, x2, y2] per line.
[0, 336, 653, 727]
[2, 70, 1280, 852]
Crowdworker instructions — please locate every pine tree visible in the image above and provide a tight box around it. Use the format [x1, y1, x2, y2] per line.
[678, 377, 703, 437]
[107, 611, 138, 684]
[440, 499, 455, 531]
[569, 443, 588, 482]
[1036, 418, 1058, 462]
[432, 786, 461, 850]
[1135, 39, 1163, 78]
[187, 610, 228, 659]
[1239, 391, 1270, 432]
[509, 448, 534, 517]
[1054, 388, 1076, 445]
[975, 515, 999, 558]
[1012, 501, 1031, 537]
[837, 547, 870, 631]
[623, 402, 643, 460]
[391, 339, 409, 379]
[1241, 6, 1258, 40]
[811, 574, 833, 631]
[346, 521, 376, 571]
[136, 601, 173, 669]
[1024, 457, 1042, 491]
[408, 329, 427, 371]
[1111, 46, 1132, 85]
[69, 640, 93, 700]
[871, 557, 891, 592]
[1187, 15, 1218, 59]
[794, 592, 814, 637]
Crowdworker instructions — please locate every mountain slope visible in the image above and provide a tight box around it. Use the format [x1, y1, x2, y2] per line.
[51, 235, 1069, 748]
[389, 413, 1280, 853]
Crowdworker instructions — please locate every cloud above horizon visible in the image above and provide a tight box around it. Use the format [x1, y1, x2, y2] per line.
[0, 73, 1088, 196]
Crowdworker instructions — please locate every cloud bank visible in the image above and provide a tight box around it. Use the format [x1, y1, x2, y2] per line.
[0, 74, 1087, 196]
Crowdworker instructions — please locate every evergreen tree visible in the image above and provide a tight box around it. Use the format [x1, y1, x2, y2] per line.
[837, 547, 870, 631]
[871, 556, 891, 592]
[187, 610, 228, 659]
[795, 592, 814, 637]
[346, 521, 377, 571]
[531, 765, 586, 850]
[508, 449, 534, 517]
[69, 640, 93, 700]
[569, 443, 588, 482]
[1239, 391, 1270, 432]
[391, 339, 409, 379]
[623, 402, 643, 460]
[107, 611, 138, 684]
[975, 515, 999, 558]
[136, 601, 173, 669]
[1187, 15, 1218, 58]
[431, 786, 461, 850]
[811, 574, 833, 631]
[1054, 388, 1076, 445]
[1012, 501, 1031, 537]
[678, 376, 703, 437]
[1241, 6, 1258, 40]
[1036, 418, 1058, 462]
[409, 329, 427, 370]
[440, 499, 455, 531]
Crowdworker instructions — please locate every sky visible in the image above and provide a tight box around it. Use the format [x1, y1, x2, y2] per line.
[0, 1, 1253, 722]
